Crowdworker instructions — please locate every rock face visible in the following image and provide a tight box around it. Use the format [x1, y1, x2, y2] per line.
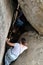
[0, 0, 13, 65]
[0, 0, 43, 65]
[12, 31, 43, 65]
[18, 0, 43, 34]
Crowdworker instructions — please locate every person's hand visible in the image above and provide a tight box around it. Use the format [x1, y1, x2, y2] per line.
[6, 38, 10, 42]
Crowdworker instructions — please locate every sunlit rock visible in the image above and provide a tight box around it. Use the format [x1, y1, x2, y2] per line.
[18, 0, 43, 34]
[12, 31, 43, 65]
[0, 0, 13, 65]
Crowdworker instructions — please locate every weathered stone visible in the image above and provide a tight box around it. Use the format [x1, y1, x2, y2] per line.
[12, 31, 43, 65]
[0, 0, 13, 65]
[18, 0, 43, 34]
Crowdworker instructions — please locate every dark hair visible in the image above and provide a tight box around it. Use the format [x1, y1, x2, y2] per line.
[20, 38, 26, 45]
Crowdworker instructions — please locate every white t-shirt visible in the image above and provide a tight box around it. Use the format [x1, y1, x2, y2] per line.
[5, 43, 28, 65]
[11, 43, 28, 57]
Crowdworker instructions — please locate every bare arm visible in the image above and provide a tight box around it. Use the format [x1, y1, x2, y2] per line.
[6, 38, 14, 47]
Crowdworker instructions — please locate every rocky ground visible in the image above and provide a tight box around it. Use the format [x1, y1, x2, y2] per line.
[11, 31, 43, 65]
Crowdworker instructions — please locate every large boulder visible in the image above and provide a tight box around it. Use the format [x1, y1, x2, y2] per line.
[0, 0, 13, 65]
[18, 0, 43, 34]
[12, 31, 43, 65]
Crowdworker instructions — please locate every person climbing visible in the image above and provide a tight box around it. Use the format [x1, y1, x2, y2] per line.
[5, 38, 28, 65]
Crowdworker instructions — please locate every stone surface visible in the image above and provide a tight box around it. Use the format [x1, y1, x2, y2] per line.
[18, 0, 43, 34]
[0, 0, 43, 65]
[12, 31, 43, 65]
[0, 0, 13, 65]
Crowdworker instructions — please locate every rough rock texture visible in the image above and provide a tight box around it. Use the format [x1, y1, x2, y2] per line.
[12, 31, 43, 65]
[0, 0, 13, 65]
[18, 0, 43, 34]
